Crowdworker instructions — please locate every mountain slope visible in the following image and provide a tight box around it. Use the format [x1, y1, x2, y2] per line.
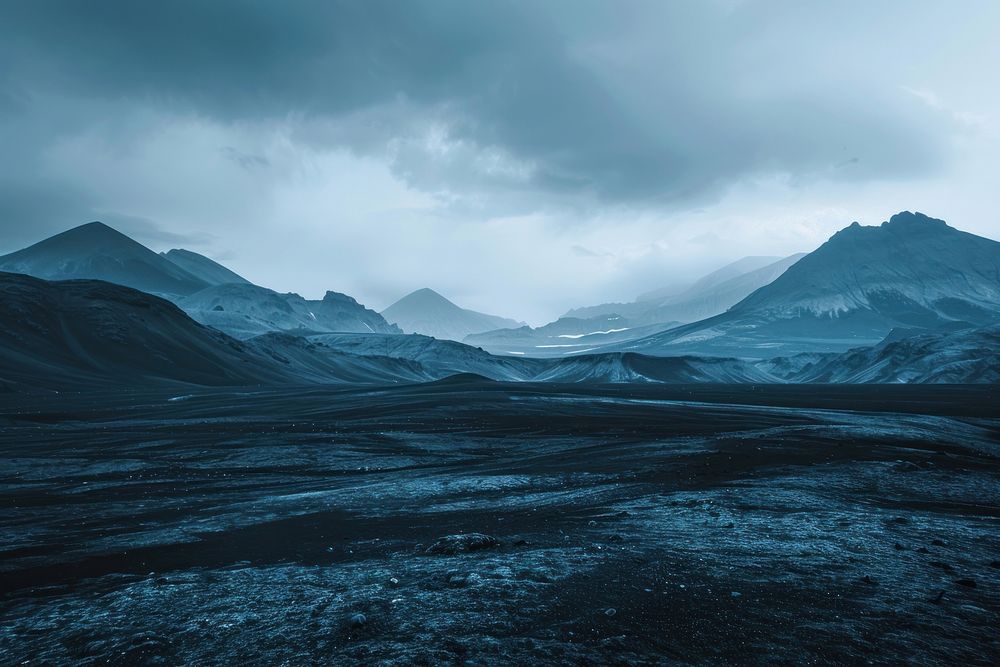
[382, 288, 523, 341]
[0, 222, 209, 296]
[563, 254, 804, 325]
[638, 253, 807, 325]
[161, 249, 252, 286]
[762, 326, 1000, 384]
[616, 212, 1000, 358]
[636, 255, 782, 303]
[0, 271, 287, 389]
[177, 283, 400, 339]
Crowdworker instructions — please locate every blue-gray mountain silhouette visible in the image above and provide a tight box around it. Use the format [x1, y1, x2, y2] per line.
[611, 212, 1000, 357]
[382, 288, 523, 341]
[0, 221, 209, 296]
[178, 283, 400, 339]
[564, 253, 806, 326]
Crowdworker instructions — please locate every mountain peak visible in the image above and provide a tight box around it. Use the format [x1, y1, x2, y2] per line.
[57, 220, 138, 245]
[882, 211, 948, 230]
[395, 288, 454, 308]
[0, 220, 210, 296]
[322, 290, 359, 305]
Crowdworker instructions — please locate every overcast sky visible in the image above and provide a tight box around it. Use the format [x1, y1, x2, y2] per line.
[1, 1, 998, 323]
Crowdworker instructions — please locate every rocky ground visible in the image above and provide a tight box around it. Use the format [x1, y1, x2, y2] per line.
[0, 381, 998, 665]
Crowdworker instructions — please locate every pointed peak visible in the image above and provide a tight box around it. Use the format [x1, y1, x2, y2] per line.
[322, 290, 358, 305]
[411, 287, 445, 298]
[400, 287, 453, 305]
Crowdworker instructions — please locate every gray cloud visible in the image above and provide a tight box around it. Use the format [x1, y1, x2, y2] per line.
[0, 1, 972, 207]
[0, 1, 997, 321]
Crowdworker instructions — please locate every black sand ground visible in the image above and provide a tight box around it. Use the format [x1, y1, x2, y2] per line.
[1, 381, 998, 665]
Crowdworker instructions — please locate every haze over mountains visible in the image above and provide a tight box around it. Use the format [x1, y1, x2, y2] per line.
[469, 253, 809, 356]
[1, 211, 998, 390]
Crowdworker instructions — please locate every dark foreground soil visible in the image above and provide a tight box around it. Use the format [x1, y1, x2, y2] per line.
[1, 381, 998, 665]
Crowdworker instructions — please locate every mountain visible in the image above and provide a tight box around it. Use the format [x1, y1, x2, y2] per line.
[637, 254, 807, 325]
[563, 254, 804, 325]
[0, 222, 210, 297]
[464, 314, 682, 357]
[381, 288, 523, 341]
[160, 248, 252, 286]
[0, 271, 285, 389]
[3, 271, 995, 390]
[636, 256, 781, 303]
[614, 212, 1000, 358]
[761, 326, 1000, 384]
[177, 283, 400, 339]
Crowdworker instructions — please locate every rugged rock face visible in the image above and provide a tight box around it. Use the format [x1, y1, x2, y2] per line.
[764, 325, 1000, 384]
[177, 283, 400, 339]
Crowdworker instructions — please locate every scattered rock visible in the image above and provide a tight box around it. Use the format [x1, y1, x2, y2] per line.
[916, 547, 930, 554]
[106, 633, 174, 666]
[512, 538, 530, 547]
[893, 543, 905, 550]
[954, 578, 977, 588]
[888, 516, 909, 525]
[861, 575, 878, 586]
[931, 539, 947, 547]
[425, 533, 500, 555]
[445, 570, 468, 587]
[348, 613, 367, 628]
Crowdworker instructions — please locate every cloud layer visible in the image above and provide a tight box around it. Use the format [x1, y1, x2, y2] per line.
[1, 1, 997, 322]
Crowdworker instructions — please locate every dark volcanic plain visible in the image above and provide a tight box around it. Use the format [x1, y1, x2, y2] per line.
[1, 381, 998, 665]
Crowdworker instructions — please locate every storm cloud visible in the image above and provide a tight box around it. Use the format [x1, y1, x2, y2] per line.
[0, 1, 997, 321]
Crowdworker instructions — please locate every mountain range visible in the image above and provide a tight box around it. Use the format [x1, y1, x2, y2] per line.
[3, 269, 994, 392]
[469, 252, 808, 356]
[1, 211, 997, 389]
[607, 212, 1000, 358]
[178, 284, 399, 339]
